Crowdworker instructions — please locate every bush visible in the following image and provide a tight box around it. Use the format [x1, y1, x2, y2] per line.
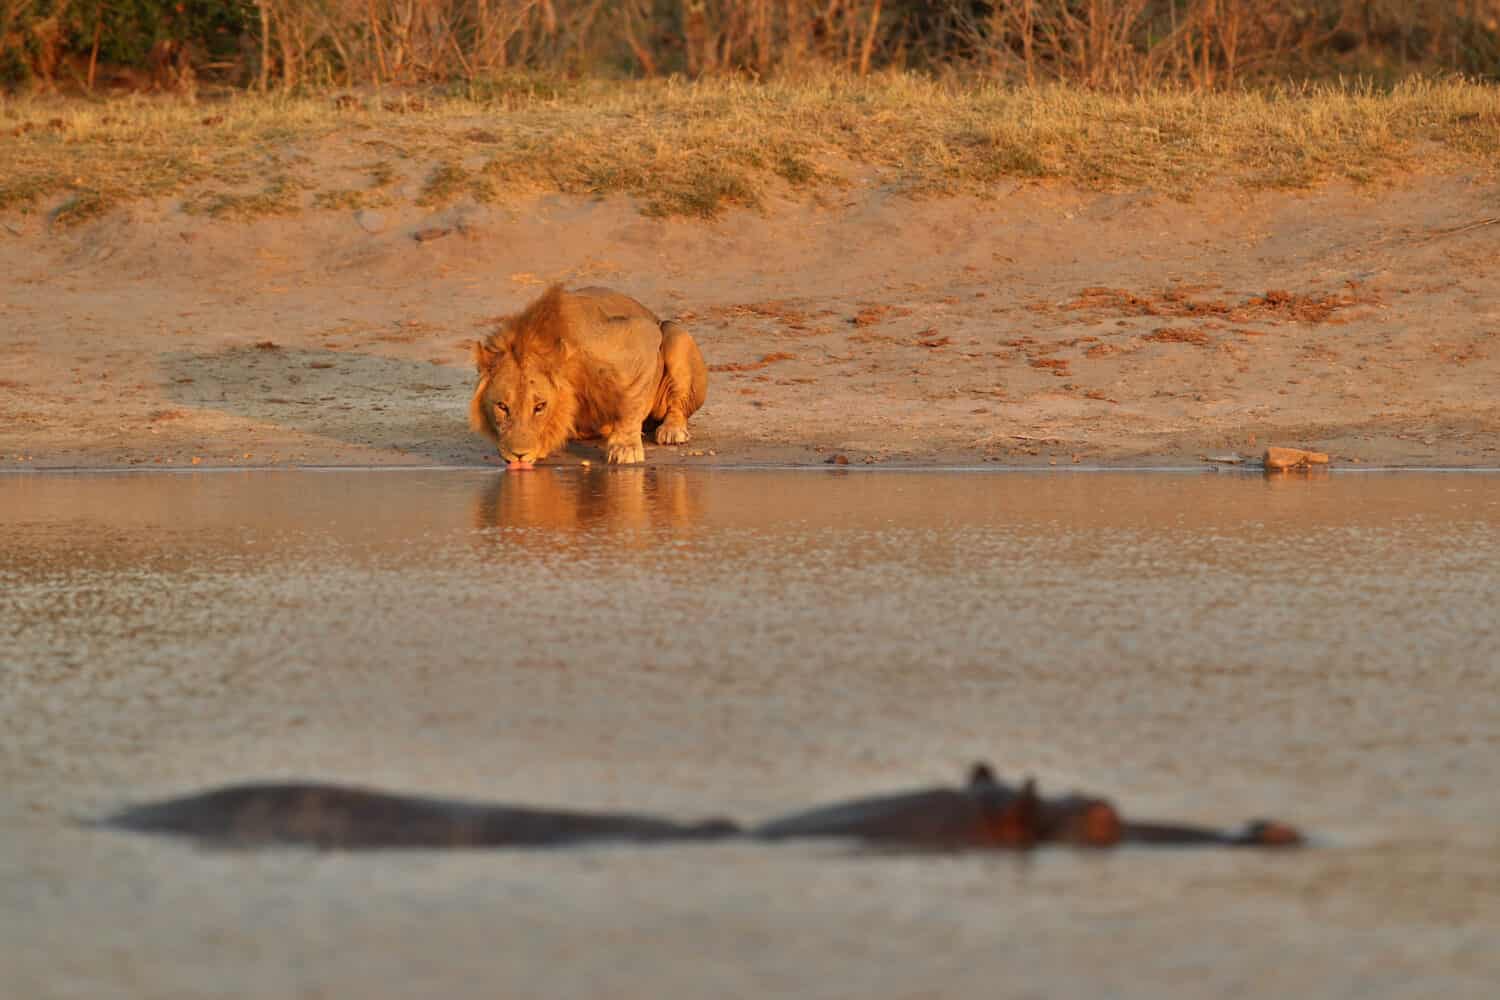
[1, 1, 1497, 93]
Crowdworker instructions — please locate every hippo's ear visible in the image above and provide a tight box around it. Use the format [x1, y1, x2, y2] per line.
[967, 762, 998, 788]
[472, 339, 500, 374]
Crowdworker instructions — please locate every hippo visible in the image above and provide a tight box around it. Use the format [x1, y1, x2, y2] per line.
[754, 764, 1303, 849]
[95, 781, 740, 849]
[93, 763, 1302, 851]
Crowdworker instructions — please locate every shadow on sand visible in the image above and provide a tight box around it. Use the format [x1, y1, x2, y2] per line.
[157, 345, 640, 465]
[157, 345, 481, 463]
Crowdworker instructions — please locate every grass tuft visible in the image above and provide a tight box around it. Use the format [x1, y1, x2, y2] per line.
[183, 175, 307, 220]
[50, 188, 112, 227]
[417, 161, 469, 207]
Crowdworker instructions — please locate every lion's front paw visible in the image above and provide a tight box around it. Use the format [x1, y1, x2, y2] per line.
[606, 438, 646, 464]
[655, 421, 691, 445]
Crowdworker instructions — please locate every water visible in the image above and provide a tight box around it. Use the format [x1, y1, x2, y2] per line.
[3, 468, 1498, 998]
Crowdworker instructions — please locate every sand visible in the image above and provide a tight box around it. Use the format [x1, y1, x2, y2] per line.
[2, 173, 1498, 468]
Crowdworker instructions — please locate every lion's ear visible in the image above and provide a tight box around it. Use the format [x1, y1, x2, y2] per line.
[471, 339, 499, 373]
[555, 338, 575, 360]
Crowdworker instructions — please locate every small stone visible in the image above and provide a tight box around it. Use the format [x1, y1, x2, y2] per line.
[355, 210, 386, 233]
[825, 454, 849, 465]
[1263, 446, 1329, 470]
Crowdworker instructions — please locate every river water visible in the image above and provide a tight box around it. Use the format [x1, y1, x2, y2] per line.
[2, 468, 1498, 998]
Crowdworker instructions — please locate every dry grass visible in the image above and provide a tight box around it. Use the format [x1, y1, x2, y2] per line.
[1, 73, 1497, 226]
[182, 174, 310, 219]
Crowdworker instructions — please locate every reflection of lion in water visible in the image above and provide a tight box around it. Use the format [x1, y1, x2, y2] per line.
[469, 285, 708, 466]
[471, 467, 703, 541]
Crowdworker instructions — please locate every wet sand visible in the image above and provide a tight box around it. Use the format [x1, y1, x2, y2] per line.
[3, 469, 1499, 998]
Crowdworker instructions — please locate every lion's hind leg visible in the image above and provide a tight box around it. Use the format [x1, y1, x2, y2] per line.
[652, 320, 709, 445]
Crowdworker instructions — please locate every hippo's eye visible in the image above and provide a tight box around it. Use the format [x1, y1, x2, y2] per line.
[494, 402, 509, 417]
[533, 400, 547, 415]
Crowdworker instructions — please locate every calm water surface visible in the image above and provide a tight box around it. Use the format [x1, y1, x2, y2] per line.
[2, 469, 1498, 999]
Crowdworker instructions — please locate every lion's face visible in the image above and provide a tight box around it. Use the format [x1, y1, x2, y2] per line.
[470, 341, 579, 466]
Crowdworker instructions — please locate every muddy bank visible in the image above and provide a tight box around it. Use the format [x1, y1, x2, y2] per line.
[3, 175, 1498, 468]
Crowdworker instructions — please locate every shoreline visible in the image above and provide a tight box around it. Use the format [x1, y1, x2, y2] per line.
[8, 462, 1500, 475]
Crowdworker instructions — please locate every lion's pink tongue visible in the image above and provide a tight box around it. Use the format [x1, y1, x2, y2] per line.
[506, 460, 535, 471]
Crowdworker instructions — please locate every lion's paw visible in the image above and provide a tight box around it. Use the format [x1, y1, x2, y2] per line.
[606, 439, 646, 464]
[655, 422, 691, 445]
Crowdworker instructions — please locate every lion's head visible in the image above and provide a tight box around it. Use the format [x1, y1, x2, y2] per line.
[469, 286, 583, 466]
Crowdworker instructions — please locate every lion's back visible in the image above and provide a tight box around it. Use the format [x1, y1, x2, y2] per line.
[560, 287, 665, 380]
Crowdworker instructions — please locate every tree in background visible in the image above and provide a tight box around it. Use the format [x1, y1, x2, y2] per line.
[1, 0, 1497, 93]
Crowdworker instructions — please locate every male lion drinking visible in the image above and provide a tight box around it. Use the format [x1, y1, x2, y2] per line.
[469, 285, 708, 468]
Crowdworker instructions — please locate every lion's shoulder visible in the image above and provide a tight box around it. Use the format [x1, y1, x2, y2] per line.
[564, 288, 662, 335]
[554, 289, 664, 374]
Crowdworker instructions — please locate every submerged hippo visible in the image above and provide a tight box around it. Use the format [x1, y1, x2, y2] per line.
[94, 763, 1302, 851]
[97, 782, 740, 849]
[754, 764, 1303, 849]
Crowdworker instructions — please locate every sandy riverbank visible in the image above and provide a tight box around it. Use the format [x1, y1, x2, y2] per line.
[3, 174, 1497, 469]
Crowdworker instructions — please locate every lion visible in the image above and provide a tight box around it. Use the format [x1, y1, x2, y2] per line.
[469, 285, 708, 467]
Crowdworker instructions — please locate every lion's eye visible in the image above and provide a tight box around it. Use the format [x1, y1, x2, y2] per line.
[495, 402, 509, 416]
[533, 401, 547, 415]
